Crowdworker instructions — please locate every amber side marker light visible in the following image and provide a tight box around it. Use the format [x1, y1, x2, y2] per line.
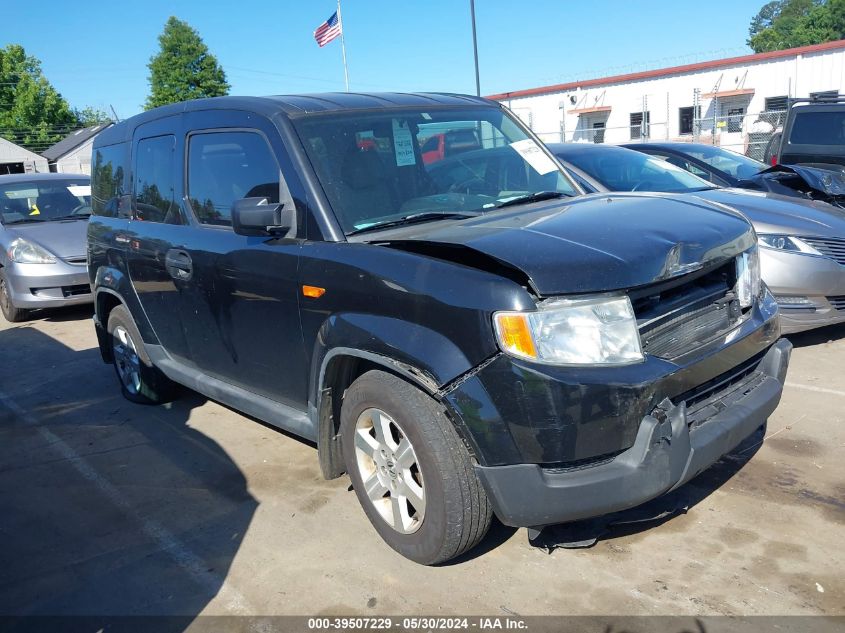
[493, 313, 537, 360]
[302, 285, 326, 298]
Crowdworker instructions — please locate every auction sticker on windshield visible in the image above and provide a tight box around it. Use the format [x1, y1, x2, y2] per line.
[510, 139, 558, 175]
[393, 119, 416, 167]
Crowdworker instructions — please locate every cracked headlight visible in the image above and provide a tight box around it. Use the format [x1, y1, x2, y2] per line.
[758, 234, 822, 255]
[493, 295, 643, 365]
[736, 246, 761, 308]
[7, 238, 57, 264]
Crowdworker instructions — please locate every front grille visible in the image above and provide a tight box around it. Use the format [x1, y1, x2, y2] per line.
[673, 350, 768, 428]
[632, 259, 741, 360]
[801, 236, 845, 266]
[63, 256, 88, 266]
[61, 284, 91, 298]
[828, 295, 845, 311]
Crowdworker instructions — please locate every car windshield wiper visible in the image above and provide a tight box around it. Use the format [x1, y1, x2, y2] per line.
[2, 217, 45, 225]
[493, 191, 571, 209]
[50, 213, 91, 221]
[347, 211, 481, 236]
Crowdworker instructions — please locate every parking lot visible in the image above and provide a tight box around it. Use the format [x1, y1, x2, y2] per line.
[0, 307, 842, 618]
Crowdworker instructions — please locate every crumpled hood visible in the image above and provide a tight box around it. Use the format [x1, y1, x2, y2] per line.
[690, 188, 845, 237]
[3, 219, 89, 259]
[367, 193, 755, 295]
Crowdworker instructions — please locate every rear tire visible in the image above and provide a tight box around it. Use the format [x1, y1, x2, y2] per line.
[341, 370, 492, 564]
[107, 305, 179, 405]
[0, 271, 30, 323]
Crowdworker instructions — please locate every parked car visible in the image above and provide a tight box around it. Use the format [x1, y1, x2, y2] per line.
[622, 141, 845, 207]
[0, 173, 93, 322]
[622, 141, 767, 188]
[420, 129, 481, 165]
[765, 95, 845, 169]
[549, 142, 845, 333]
[89, 93, 789, 564]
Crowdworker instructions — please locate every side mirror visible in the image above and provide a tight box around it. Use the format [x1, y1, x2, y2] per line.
[231, 197, 295, 237]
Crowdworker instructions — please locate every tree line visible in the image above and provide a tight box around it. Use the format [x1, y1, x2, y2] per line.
[748, 0, 845, 52]
[1, 16, 227, 152]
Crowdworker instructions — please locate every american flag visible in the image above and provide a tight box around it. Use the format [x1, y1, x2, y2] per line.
[314, 11, 342, 47]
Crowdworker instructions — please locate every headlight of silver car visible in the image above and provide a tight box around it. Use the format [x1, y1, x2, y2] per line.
[7, 238, 57, 264]
[758, 234, 822, 256]
[493, 295, 643, 365]
[735, 245, 761, 308]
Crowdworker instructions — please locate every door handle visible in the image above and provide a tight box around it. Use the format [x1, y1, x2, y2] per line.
[165, 249, 193, 281]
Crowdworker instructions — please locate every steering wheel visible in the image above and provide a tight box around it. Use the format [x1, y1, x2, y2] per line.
[631, 181, 657, 192]
[448, 176, 487, 195]
[68, 204, 92, 216]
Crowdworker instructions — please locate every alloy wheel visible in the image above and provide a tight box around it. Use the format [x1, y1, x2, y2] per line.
[353, 407, 425, 534]
[112, 325, 141, 395]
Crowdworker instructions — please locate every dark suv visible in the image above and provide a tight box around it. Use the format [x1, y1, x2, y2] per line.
[765, 95, 845, 168]
[89, 93, 790, 564]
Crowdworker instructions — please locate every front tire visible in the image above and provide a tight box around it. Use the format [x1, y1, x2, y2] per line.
[0, 271, 30, 323]
[341, 370, 492, 564]
[107, 305, 178, 405]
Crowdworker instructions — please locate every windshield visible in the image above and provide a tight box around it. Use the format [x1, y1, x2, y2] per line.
[0, 179, 91, 225]
[558, 147, 711, 193]
[789, 110, 845, 146]
[293, 107, 577, 234]
[684, 145, 765, 180]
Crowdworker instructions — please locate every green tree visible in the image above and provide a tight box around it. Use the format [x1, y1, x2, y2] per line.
[748, 0, 845, 52]
[145, 17, 230, 110]
[74, 106, 111, 126]
[0, 44, 78, 151]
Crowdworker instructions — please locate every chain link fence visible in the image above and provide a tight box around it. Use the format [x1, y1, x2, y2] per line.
[528, 107, 788, 165]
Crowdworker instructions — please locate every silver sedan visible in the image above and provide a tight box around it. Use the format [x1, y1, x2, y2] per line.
[0, 173, 93, 322]
[548, 142, 845, 334]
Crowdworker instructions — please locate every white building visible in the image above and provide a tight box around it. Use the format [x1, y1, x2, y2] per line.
[41, 123, 113, 175]
[0, 137, 49, 175]
[489, 39, 845, 158]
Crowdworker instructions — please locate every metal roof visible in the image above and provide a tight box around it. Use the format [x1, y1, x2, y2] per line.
[488, 39, 845, 101]
[96, 93, 495, 146]
[41, 123, 113, 161]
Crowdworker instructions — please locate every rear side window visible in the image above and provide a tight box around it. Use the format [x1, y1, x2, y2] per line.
[187, 131, 283, 227]
[135, 135, 182, 224]
[789, 111, 845, 146]
[91, 143, 127, 217]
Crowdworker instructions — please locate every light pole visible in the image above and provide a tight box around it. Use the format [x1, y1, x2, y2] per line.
[470, 0, 480, 96]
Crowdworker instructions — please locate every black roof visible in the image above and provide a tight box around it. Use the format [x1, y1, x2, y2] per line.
[42, 123, 113, 161]
[547, 142, 640, 158]
[95, 93, 495, 146]
[620, 141, 716, 152]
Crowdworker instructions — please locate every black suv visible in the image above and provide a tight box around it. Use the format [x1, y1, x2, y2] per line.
[765, 95, 845, 168]
[89, 93, 790, 564]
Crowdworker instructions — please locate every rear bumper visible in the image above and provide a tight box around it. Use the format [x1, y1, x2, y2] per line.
[474, 338, 791, 527]
[3, 261, 92, 308]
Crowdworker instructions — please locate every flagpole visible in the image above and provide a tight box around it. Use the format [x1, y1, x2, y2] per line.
[337, 0, 350, 92]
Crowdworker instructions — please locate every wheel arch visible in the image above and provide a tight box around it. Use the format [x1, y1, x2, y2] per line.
[313, 348, 443, 480]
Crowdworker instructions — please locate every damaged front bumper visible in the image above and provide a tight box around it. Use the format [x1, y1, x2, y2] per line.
[472, 338, 791, 527]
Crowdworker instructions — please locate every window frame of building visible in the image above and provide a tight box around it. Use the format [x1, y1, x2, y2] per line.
[725, 107, 745, 133]
[764, 95, 789, 112]
[629, 111, 651, 140]
[678, 106, 701, 136]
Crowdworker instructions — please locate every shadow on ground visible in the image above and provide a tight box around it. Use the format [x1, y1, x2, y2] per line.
[526, 424, 765, 553]
[0, 326, 257, 627]
[786, 320, 845, 348]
